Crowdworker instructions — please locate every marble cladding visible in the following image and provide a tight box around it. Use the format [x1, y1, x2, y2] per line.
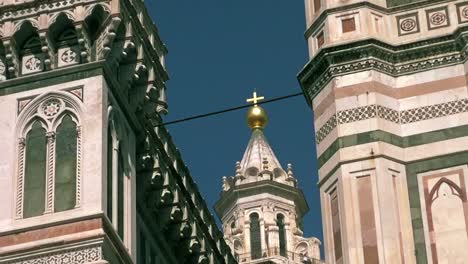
[304, 0, 468, 58]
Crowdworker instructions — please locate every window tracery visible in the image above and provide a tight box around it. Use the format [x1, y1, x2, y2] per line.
[15, 93, 82, 219]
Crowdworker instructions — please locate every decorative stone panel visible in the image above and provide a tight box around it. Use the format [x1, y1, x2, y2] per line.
[426, 6, 450, 30]
[456, 2, 468, 24]
[21, 54, 43, 75]
[57, 46, 80, 67]
[397, 12, 420, 36]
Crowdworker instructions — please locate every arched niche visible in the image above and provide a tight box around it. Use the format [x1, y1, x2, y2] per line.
[13, 21, 43, 75]
[84, 5, 110, 46]
[49, 13, 80, 68]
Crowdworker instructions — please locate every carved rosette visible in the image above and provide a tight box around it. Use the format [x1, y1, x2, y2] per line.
[15, 94, 83, 218]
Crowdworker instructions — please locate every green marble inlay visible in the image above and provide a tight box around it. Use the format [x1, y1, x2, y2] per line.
[23, 121, 47, 218]
[318, 124, 468, 168]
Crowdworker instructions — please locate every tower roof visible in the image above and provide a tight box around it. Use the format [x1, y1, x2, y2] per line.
[239, 128, 283, 177]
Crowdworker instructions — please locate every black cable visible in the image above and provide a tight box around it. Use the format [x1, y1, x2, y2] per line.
[154, 91, 304, 127]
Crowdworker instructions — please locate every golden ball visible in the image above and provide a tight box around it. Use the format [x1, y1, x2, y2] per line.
[246, 105, 268, 129]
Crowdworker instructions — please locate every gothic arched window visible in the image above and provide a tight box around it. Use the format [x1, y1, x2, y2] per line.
[117, 146, 125, 239]
[16, 94, 82, 219]
[277, 214, 287, 257]
[23, 121, 47, 218]
[54, 115, 77, 212]
[250, 212, 261, 260]
[107, 124, 114, 221]
[106, 109, 128, 242]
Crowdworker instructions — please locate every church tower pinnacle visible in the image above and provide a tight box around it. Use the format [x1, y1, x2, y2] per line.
[215, 92, 322, 263]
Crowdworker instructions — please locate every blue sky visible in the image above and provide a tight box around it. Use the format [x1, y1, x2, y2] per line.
[145, 1, 322, 243]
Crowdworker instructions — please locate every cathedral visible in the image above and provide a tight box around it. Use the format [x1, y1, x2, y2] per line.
[299, 0, 468, 263]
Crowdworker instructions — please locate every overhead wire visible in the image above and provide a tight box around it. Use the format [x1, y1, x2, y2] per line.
[154, 91, 304, 127]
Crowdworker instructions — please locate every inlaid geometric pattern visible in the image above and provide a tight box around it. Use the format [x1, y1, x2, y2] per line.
[316, 115, 337, 143]
[7, 246, 102, 264]
[377, 105, 400, 123]
[338, 105, 376, 124]
[400, 99, 468, 124]
[315, 98, 468, 143]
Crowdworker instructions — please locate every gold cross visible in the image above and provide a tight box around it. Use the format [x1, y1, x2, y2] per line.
[246, 91, 265, 105]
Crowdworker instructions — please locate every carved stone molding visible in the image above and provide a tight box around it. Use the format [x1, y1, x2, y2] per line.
[315, 98, 468, 144]
[5, 246, 103, 264]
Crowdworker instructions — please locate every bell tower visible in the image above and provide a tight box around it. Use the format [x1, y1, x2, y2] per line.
[0, 0, 235, 263]
[300, 0, 468, 263]
[215, 92, 322, 263]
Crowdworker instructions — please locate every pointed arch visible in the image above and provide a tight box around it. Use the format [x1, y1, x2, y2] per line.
[249, 212, 262, 260]
[16, 91, 82, 135]
[49, 13, 80, 68]
[22, 120, 47, 218]
[106, 104, 129, 241]
[48, 11, 76, 27]
[13, 21, 42, 75]
[428, 177, 466, 205]
[277, 213, 287, 257]
[84, 5, 110, 44]
[54, 114, 78, 212]
[15, 92, 83, 219]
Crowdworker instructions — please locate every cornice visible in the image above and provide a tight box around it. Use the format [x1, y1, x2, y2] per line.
[298, 25, 468, 106]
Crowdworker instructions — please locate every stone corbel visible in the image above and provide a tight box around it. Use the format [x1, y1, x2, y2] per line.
[100, 16, 122, 59]
[146, 83, 159, 102]
[189, 238, 201, 254]
[170, 205, 183, 222]
[156, 86, 168, 115]
[198, 254, 208, 264]
[179, 221, 192, 239]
